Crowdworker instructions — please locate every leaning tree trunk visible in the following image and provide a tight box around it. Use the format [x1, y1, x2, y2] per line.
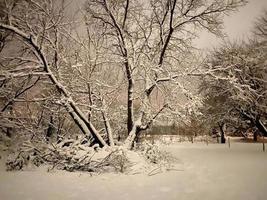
[0, 23, 107, 147]
[240, 111, 267, 138]
[255, 118, 267, 137]
[102, 110, 114, 146]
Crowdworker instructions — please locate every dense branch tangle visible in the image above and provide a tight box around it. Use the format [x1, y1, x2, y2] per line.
[85, 0, 246, 148]
[0, 0, 107, 146]
[0, 0, 246, 148]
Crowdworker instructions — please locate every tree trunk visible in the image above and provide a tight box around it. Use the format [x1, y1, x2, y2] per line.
[6, 127, 12, 138]
[135, 128, 142, 144]
[124, 108, 149, 149]
[255, 118, 267, 137]
[219, 123, 226, 144]
[240, 111, 267, 138]
[102, 110, 114, 146]
[253, 131, 258, 142]
[123, 125, 138, 149]
[87, 83, 93, 122]
[127, 67, 134, 134]
[46, 116, 54, 141]
[66, 101, 107, 147]
[6, 102, 13, 138]
[124, 117, 143, 149]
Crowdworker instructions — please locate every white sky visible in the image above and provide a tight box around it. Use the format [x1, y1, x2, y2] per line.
[195, 0, 267, 49]
[71, 0, 267, 50]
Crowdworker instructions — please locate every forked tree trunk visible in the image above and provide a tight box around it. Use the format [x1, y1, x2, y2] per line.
[124, 109, 147, 149]
[123, 124, 138, 149]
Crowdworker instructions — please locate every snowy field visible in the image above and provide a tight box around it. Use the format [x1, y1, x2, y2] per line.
[0, 142, 267, 200]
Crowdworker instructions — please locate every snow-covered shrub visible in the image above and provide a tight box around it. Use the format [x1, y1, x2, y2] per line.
[144, 144, 162, 164]
[6, 152, 30, 171]
[0, 132, 11, 150]
[137, 141, 175, 165]
[98, 148, 132, 173]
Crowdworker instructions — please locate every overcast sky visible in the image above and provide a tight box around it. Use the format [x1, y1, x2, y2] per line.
[196, 0, 267, 49]
[71, 0, 267, 50]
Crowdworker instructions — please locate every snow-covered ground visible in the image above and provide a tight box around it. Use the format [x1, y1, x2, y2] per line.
[0, 142, 267, 200]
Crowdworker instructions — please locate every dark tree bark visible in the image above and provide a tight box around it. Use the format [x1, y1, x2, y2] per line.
[240, 111, 267, 138]
[255, 118, 267, 137]
[46, 116, 54, 141]
[219, 123, 226, 144]
[253, 131, 258, 142]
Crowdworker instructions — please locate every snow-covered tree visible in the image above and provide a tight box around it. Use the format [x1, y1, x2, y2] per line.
[199, 12, 267, 140]
[84, 0, 246, 148]
[0, 0, 246, 148]
[0, 0, 108, 146]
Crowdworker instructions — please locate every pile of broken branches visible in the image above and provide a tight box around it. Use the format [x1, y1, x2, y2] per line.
[6, 137, 132, 173]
